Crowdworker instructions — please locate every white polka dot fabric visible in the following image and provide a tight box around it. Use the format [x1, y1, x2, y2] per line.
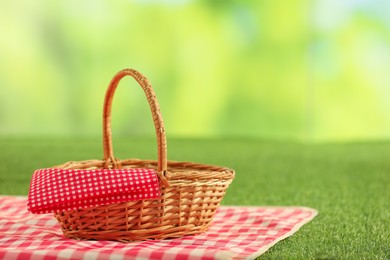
[27, 168, 161, 214]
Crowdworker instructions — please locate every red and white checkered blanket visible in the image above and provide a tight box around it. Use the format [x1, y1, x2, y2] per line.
[0, 196, 317, 260]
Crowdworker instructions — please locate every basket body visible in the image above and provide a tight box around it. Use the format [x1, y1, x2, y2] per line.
[54, 159, 234, 241]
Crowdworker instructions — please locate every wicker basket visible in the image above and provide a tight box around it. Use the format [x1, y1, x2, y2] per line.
[53, 69, 235, 241]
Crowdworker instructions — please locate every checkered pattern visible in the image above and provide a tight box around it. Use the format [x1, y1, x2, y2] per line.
[0, 196, 317, 260]
[27, 168, 160, 214]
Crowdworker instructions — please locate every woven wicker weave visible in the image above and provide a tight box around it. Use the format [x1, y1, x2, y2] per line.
[53, 69, 235, 241]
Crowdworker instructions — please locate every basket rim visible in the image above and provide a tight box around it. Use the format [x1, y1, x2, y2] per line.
[55, 158, 235, 175]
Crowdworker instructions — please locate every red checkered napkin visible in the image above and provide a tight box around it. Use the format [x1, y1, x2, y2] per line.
[27, 168, 161, 214]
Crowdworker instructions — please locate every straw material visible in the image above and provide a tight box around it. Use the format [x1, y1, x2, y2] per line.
[53, 69, 235, 241]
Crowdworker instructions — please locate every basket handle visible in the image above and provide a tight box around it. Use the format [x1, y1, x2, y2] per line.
[102, 69, 168, 185]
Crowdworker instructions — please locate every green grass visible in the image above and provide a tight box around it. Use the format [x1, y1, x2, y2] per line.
[0, 137, 389, 259]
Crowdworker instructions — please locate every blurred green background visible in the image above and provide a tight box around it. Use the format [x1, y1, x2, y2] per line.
[1, 0, 390, 141]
